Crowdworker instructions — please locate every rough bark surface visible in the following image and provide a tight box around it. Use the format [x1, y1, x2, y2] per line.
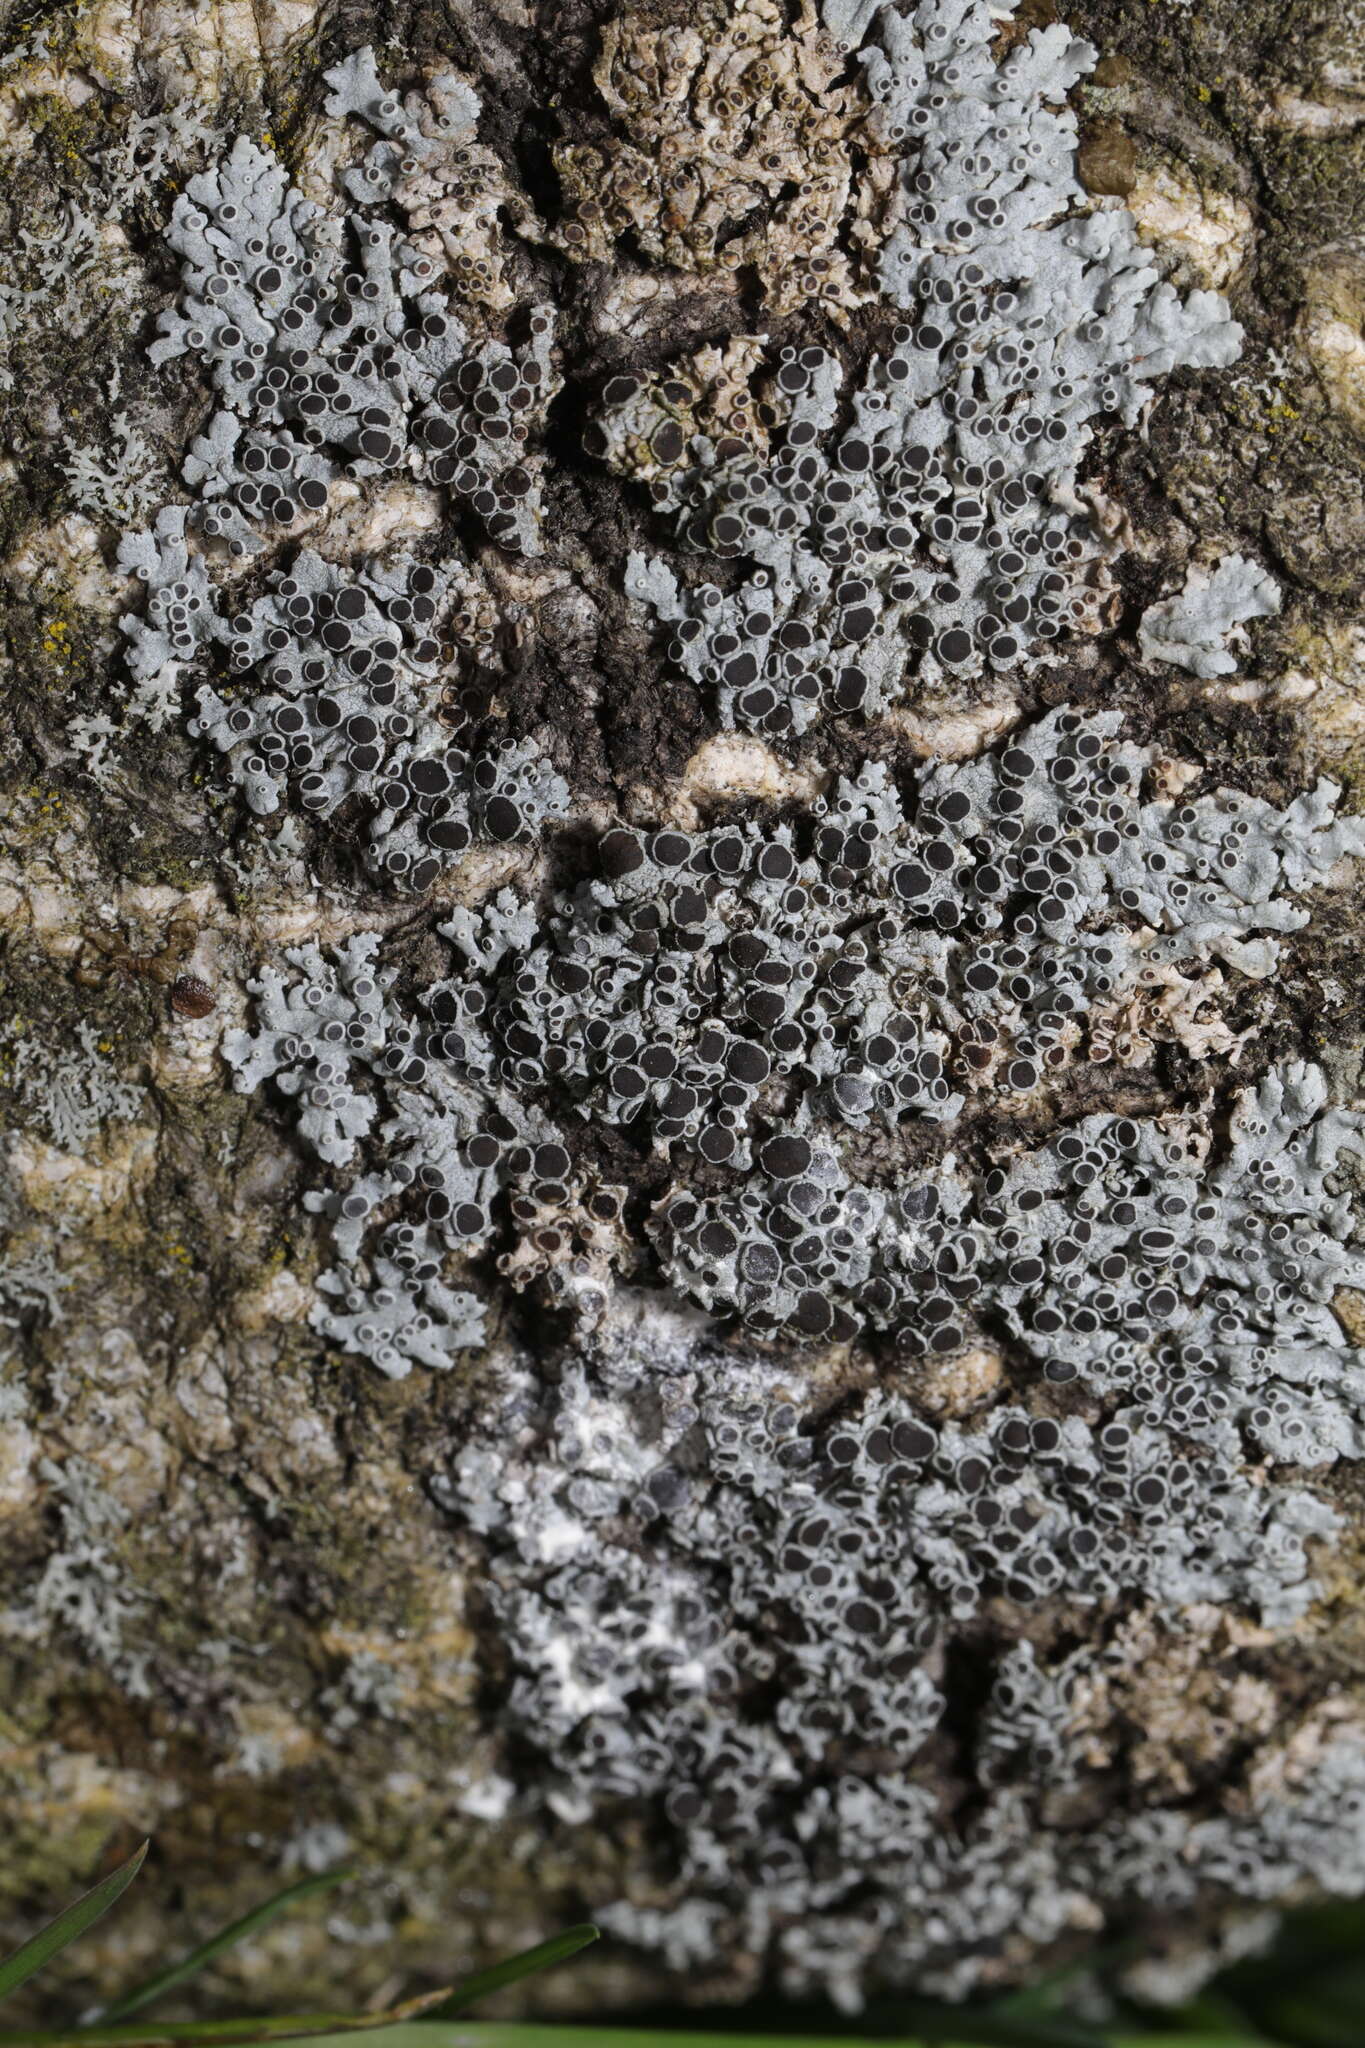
[1, 0, 1364, 2024]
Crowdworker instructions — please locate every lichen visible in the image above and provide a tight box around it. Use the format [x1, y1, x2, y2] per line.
[549, 0, 897, 317]
[60, 415, 164, 528]
[1139, 553, 1283, 680]
[107, 50, 569, 873]
[431, 1323, 1356, 2006]
[604, 0, 1243, 740]
[2, 1017, 143, 1154]
[226, 711, 1365, 1399]
[7, 0, 1365, 2016]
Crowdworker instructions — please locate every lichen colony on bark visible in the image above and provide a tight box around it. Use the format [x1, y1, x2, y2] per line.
[2, 0, 1365, 2021]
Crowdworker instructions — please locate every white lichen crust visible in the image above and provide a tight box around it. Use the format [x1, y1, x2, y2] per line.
[1140, 553, 1284, 680]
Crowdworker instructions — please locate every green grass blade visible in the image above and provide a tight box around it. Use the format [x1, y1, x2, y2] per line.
[414, 2033, 1288, 2048]
[0, 1844, 149, 2010]
[426, 1927, 600, 2018]
[1152, 1991, 1274, 2043]
[395, 2032, 1028, 2048]
[99, 1870, 353, 2022]
[0, 2030, 1045, 2048]
[0, 1981, 455, 2048]
[0, 2025, 1281, 2048]
[867, 2003, 1108, 2046]
[228, 2027, 1278, 2048]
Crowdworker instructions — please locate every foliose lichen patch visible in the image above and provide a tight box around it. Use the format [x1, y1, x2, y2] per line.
[6, 0, 1365, 2014]
[606, 0, 1241, 735]
[225, 709, 1365, 1374]
[436, 1335, 1360, 2005]
[116, 48, 568, 883]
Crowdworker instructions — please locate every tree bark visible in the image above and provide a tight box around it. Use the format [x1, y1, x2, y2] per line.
[1, 0, 1363, 2023]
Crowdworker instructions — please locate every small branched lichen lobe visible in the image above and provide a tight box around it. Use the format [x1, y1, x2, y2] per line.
[1, 0, 1365, 2022]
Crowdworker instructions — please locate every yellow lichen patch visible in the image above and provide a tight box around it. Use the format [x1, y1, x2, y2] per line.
[41, 616, 70, 661]
[2, 787, 74, 856]
[552, 0, 896, 318]
[1127, 158, 1254, 291]
[0, 55, 97, 156]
